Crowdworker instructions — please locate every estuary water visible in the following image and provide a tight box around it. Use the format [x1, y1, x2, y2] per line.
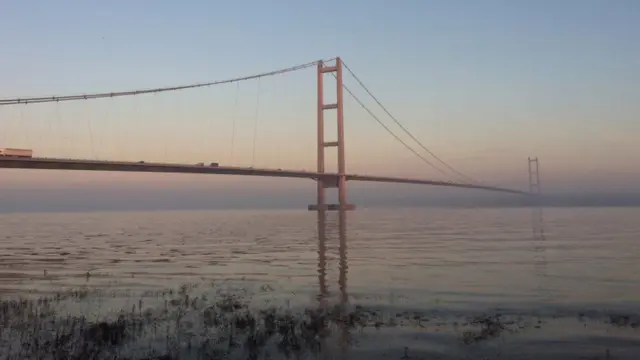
[1, 207, 639, 359]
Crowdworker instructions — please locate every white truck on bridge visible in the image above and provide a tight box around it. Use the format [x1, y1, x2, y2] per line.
[0, 148, 33, 158]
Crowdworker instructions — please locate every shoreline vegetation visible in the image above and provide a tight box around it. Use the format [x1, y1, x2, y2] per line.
[1, 283, 638, 359]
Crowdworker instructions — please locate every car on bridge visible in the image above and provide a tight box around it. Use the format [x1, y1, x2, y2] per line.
[209, 162, 219, 167]
[0, 148, 33, 158]
[196, 162, 204, 166]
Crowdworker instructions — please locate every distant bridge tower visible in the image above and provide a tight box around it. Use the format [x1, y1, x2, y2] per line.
[308, 58, 356, 211]
[528, 157, 541, 194]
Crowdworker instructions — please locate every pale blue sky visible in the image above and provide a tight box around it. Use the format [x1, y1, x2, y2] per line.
[1, 0, 639, 195]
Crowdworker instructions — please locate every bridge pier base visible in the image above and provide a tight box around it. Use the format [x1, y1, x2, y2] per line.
[308, 203, 356, 211]
[308, 57, 356, 211]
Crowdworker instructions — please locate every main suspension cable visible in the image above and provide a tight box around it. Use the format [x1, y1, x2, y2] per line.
[342, 61, 476, 184]
[341, 81, 452, 179]
[0, 58, 334, 106]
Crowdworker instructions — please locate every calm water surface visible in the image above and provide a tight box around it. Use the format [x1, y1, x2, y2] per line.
[1, 207, 639, 359]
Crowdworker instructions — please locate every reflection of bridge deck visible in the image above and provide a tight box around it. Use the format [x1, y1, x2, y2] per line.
[0, 156, 528, 195]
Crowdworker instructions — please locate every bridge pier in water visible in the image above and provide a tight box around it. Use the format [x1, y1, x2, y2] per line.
[308, 57, 356, 211]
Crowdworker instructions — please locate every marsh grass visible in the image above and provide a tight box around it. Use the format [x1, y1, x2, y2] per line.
[1, 283, 639, 359]
[1, 283, 368, 359]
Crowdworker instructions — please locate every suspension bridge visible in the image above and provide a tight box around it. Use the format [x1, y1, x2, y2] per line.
[0, 57, 536, 210]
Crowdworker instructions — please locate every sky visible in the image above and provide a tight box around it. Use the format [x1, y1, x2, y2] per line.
[1, 0, 639, 209]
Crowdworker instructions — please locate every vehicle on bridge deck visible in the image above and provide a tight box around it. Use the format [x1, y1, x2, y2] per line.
[209, 162, 219, 167]
[196, 162, 204, 166]
[0, 148, 33, 158]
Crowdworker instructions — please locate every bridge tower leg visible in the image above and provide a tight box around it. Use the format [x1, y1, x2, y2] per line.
[308, 58, 356, 211]
[528, 157, 541, 194]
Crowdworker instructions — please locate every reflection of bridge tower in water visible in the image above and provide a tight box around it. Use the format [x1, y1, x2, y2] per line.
[531, 207, 549, 302]
[528, 157, 548, 301]
[316, 208, 349, 359]
[315, 210, 348, 304]
[532, 207, 547, 268]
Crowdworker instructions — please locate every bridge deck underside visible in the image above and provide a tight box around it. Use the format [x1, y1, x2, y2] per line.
[0, 157, 528, 195]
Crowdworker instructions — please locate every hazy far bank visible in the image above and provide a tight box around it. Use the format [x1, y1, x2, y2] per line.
[1, 187, 640, 213]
